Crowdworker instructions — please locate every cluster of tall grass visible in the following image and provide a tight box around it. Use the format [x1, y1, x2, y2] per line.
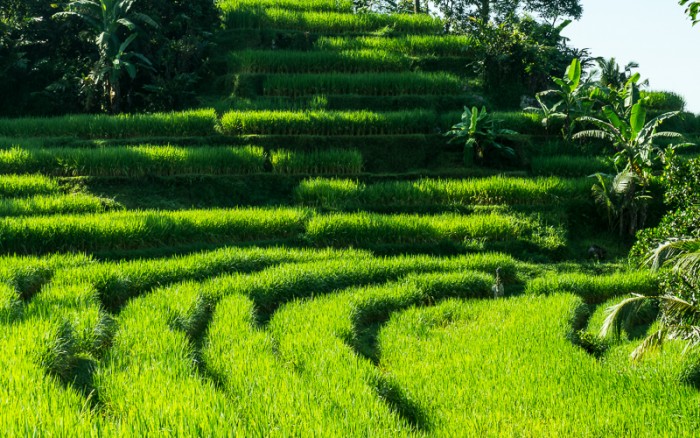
[0, 207, 567, 254]
[220, 109, 438, 135]
[0, 194, 120, 217]
[295, 176, 591, 209]
[531, 155, 612, 177]
[0, 145, 265, 177]
[306, 211, 566, 252]
[271, 148, 362, 174]
[222, 8, 443, 34]
[258, 72, 462, 97]
[0, 174, 61, 197]
[230, 49, 412, 73]
[0, 208, 308, 254]
[219, 0, 354, 13]
[315, 35, 473, 56]
[0, 109, 217, 139]
[524, 270, 659, 304]
[0, 250, 516, 434]
[379, 295, 699, 435]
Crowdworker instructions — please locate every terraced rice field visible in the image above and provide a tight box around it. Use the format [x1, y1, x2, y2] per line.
[1, 0, 699, 435]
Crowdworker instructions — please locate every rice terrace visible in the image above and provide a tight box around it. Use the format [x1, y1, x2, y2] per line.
[1, 0, 700, 435]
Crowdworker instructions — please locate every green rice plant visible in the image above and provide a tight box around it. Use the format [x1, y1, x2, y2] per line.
[220, 110, 438, 135]
[0, 194, 120, 217]
[219, 0, 354, 13]
[199, 252, 521, 314]
[0, 253, 92, 301]
[0, 317, 102, 434]
[531, 155, 612, 177]
[0, 174, 61, 198]
[230, 49, 412, 74]
[0, 283, 21, 323]
[223, 8, 443, 34]
[258, 72, 462, 97]
[294, 176, 592, 209]
[524, 270, 659, 304]
[0, 207, 309, 254]
[0, 109, 217, 139]
[91, 259, 492, 434]
[379, 295, 700, 435]
[0, 145, 266, 176]
[57, 246, 366, 311]
[91, 284, 240, 434]
[257, 272, 493, 433]
[271, 148, 362, 174]
[305, 211, 566, 251]
[315, 35, 473, 56]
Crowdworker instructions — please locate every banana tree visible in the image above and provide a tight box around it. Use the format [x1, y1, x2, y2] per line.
[446, 106, 518, 167]
[574, 100, 689, 235]
[54, 0, 157, 113]
[530, 58, 592, 145]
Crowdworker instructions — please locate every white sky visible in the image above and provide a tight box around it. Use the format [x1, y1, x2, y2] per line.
[562, 0, 700, 114]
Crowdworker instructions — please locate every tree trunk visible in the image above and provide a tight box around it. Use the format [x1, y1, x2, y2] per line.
[480, 0, 490, 22]
[414, 0, 421, 14]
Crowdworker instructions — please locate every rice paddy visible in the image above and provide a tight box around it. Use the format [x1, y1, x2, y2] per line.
[2, 0, 698, 434]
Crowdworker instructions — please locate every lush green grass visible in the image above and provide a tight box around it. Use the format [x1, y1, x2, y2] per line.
[219, 0, 354, 13]
[0, 174, 61, 197]
[256, 72, 463, 97]
[315, 35, 473, 56]
[0, 193, 120, 217]
[531, 155, 612, 177]
[222, 8, 443, 34]
[0, 208, 309, 254]
[306, 211, 566, 252]
[230, 49, 412, 73]
[0, 145, 265, 176]
[220, 109, 439, 135]
[271, 148, 363, 174]
[379, 295, 700, 435]
[524, 270, 659, 304]
[294, 176, 591, 209]
[0, 109, 217, 139]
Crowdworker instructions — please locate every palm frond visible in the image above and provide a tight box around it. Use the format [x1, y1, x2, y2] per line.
[631, 327, 667, 361]
[600, 294, 655, 339]
[658, 294, 700, 323]
[572, 129, 615, 142]
[645, 238, 700, 278]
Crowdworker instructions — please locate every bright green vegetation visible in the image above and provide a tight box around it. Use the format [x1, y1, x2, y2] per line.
[271, 148, 363, 174]
[1, 0, 698, 434]
[295, 176, 591, 209]
[380, 295, 700, 435]
[0, 174, 61, 197]
[0, 145, 266, 176]
[315, 35, 474, 56]
[222, 8, 443, 34]
[0, 193, 120, 217]
[219, 0, 355, 13]
[230, 49, 414, 73]
[220, 109, 440, 135]
[255, 72, 463, 97]
[0, 208, 308, 254]
[0, 109, 217, 138]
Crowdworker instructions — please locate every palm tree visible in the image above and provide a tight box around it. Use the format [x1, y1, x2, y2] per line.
[600, 237, 700, 359]
[54, 0, 157, 113]
[593, 57, 640, 90]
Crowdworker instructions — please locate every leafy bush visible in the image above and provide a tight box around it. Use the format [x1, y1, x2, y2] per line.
[664, 155, 700, 208]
